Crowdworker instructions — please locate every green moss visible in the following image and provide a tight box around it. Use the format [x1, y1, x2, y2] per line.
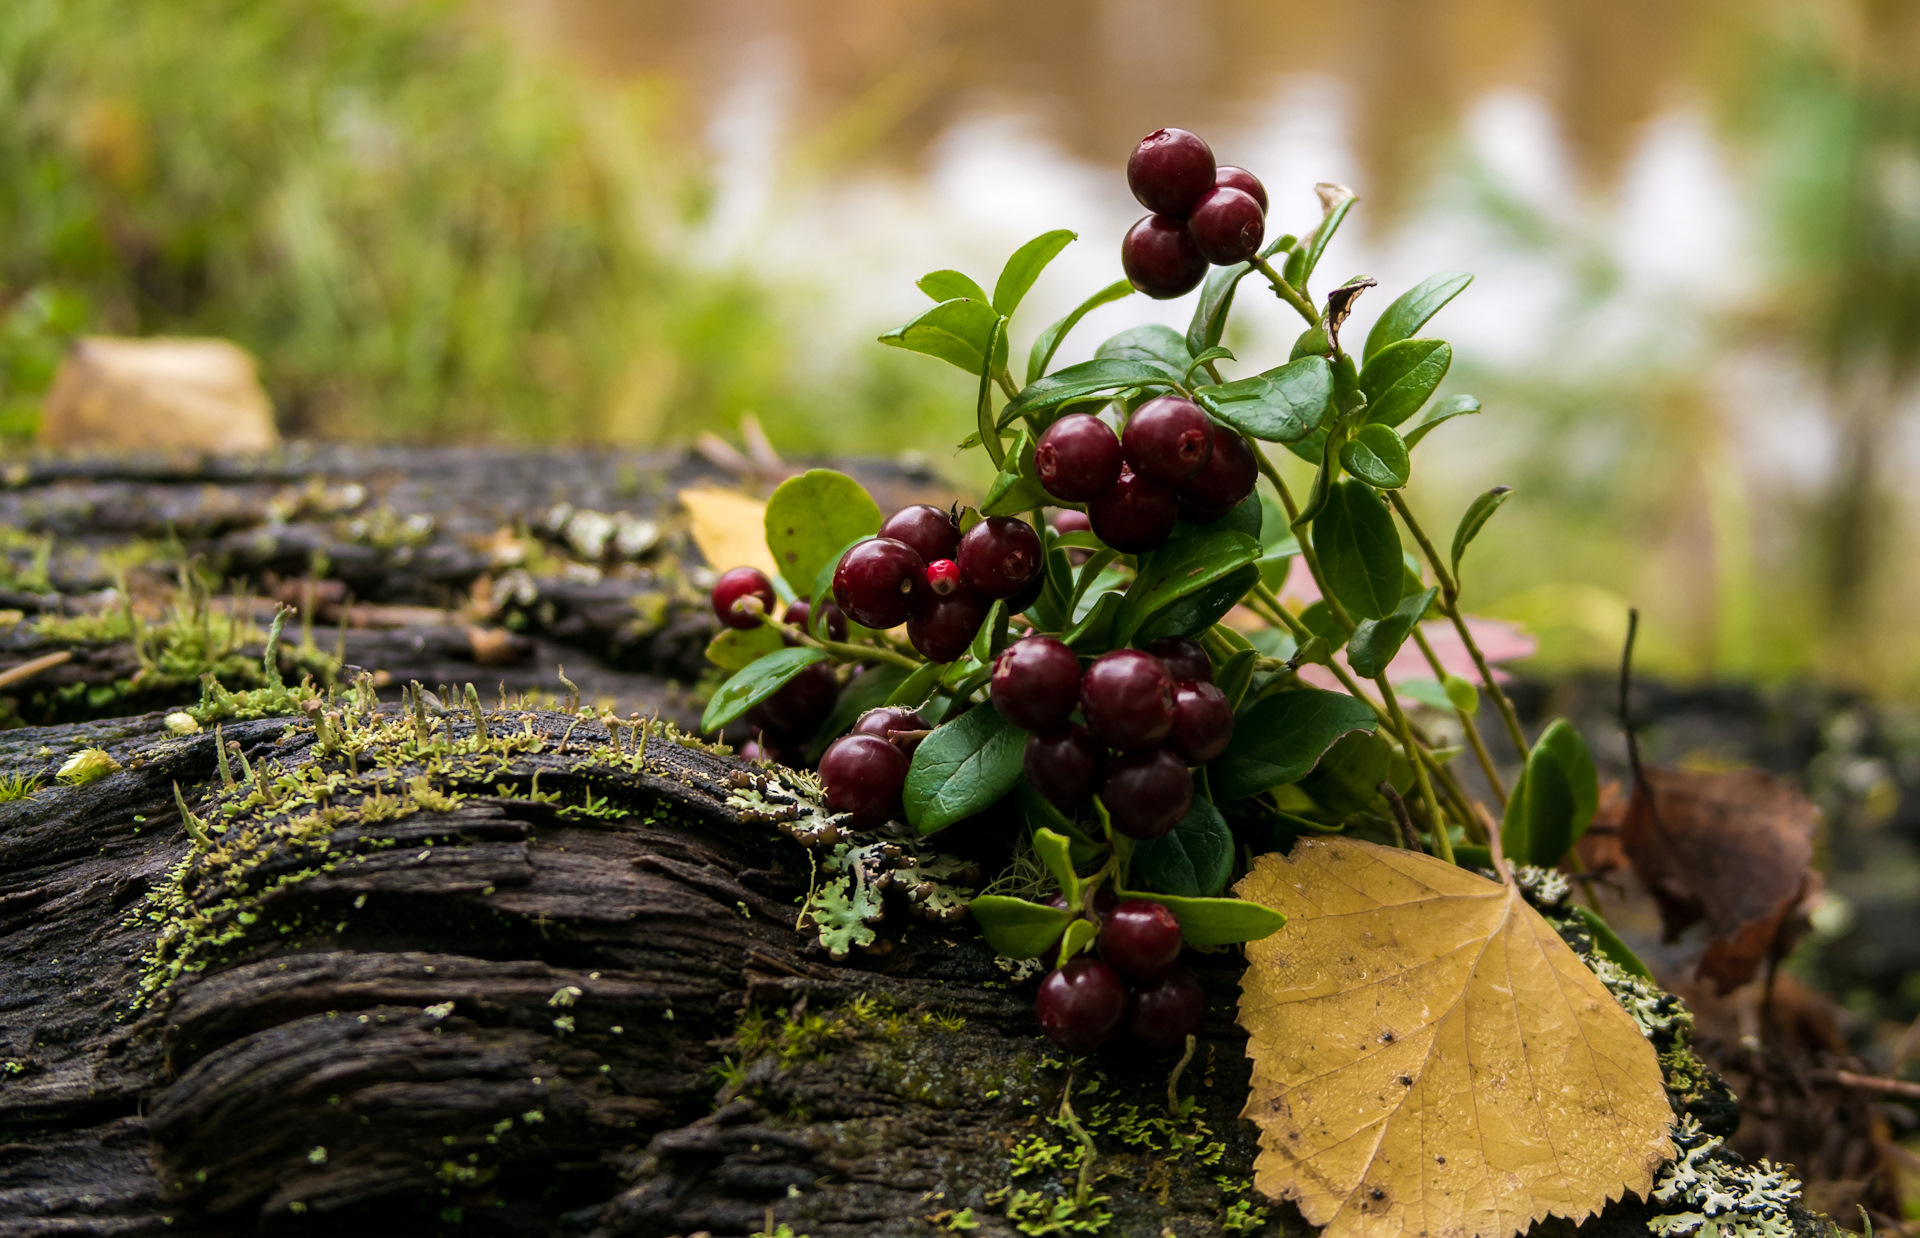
[0, 770, 43, 800]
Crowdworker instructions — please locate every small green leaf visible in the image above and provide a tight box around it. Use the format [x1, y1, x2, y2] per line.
[919, 269, 989, 304]
[969, 895, 1072, 960]
[1444, 674, 1479, 714]
[885, 659, 945, 708]
[1027, 279, 1134, 385]
[1033, 826, 1082, 901]
[1193, 355, 1333, 443]
[1095, 323, 1193, 370]
[1003, 358, 1181, 418]
[1186, 261, 1255, 356]
[1131, 797, 1234, 897]
[1184, 345, 1235, 385]
[1397, 676, 1479, 715]
[1216, 647, 1258, 710]
[1056, 916, 1100, 966]
[904, 706, 1028, 833]
[1298, 730, 1395, 816]
[1450, 485, 1514, 580]
[1299, 601, 1348, 653]
[764, 469, 883, 594]
[993, 229, 1077, 317]
[1362, 271, 1473, 364]
[879, 297, 1008, 375]
[1211, 688, 1380, 801]
[1312, 479, 1404, 620]
[1573, 905, 1652, 978]
[981, 430, 1050, 517]
[1346, 586, 1436, 678]
[1063, 590, 1124, 652]
[701, 647, 830, 732]
[1287, 185, 1356, 289]
[1403, 393, 1481, 448]
[1118, 891, 1286, 947]
[977, 316, 1009, 468]
[1358, 339, 1451, 429]
[706, 623, 785, 673]
[1500, 721, 1598, 868]
[1112, 529, 1260, 648]
[1134, 565, 1260, 647]
[1339, 423, 1411, 489]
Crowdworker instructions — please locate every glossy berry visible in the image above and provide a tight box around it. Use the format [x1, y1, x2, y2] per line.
[851, 706, 930, 754]
[1035, 956, 1128, 1053]
[1128, 967, 1205, 1053]
[1187, 186, 1265, 265]
[1046, 886, 1119, 920]
[711, 567, 776, 630]
[1101, 748, 1192, 839]
[739, 738, 768, 763]
[957, 516, 1042, 600]
[1122, 214, 1207, 300]
[1035, 414, 1124, 503]
[926, 558, 963, 596]
[1006, 568, 1046, 616]
[1080, 649, 1176, 750]
[1101, 900, 1184, 982]
[1147, 636, 1212, 686]
[878, 504, 961, 566]
[1167, 681, 1234, 764]
[1127, 127, 1216, 217]
[908, 586, 991, 663]
[1087, 466, 1179, 554]
[991, 636, 1083, 734]
[755, 659, 838, 738]
[1025, 726, 1104, 806]
[1052, 509, 1093, 536]
[819, 733, 909, 827]
[833, 537, 925, 630]
[1178, 425, 1258, 520]
[1213, 165, 1268, 214]
[782, 598, 847, 642]
[1123, 396, 1213, 484]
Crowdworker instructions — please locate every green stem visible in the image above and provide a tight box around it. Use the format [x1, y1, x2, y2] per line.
[767, 618, 923, 672]
[1250, 255, 1322, 328]
[1248, 582, 1312, 643]
[995, 368, 1019, 402]
[1409, 624, 1508, 809]
[1378, 676, 1453, 863]
[1251, 451, 1354, 632]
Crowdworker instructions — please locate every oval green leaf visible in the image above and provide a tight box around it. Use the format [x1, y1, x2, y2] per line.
[1095, 323, 1193, 370]
[1116, 891, 1286, 948]
[1449, 485, 1514, 580]
[1312, 479, 1404, 621]
[993, 229, 1076, 318]
[701, 646, 830, 732]
[765, 469, 883, 594]
[1339, 422, 1411, 489]
[1004, 357, 1180, 418]
[1027, 279, 1134, 385]
[981, 430, 1050, 517]
[1403, 392, 1481, 449]
[1346, 586, 1436, 678]
[918, 269, 989, 304]
[1358, 338, 1451, 429]
[1131, 796, 1234, 897]
[903, 705, 1028, 833]
[878, 297, 1007, 375]
[969, 895, 1072, 960]
[1194, 355, 1333, 443]
[706, 623, 785, 673]
[1211, 687, 1380, 801]
[1112, 530, 1260, 647]
[1361, 271, 1473, 364]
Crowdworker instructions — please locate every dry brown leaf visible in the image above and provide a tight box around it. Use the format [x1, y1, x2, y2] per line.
[1621, 767, 1820, 995]
[679, 486, 778, 578]
[1236, 838, 1673, 1238]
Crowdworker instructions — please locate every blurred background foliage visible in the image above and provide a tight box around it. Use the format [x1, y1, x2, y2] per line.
[1, 0, 1919, 695]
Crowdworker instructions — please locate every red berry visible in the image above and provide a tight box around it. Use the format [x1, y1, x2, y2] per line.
[1006, 569, 1046, 616]
[1100, 900, 1184, 981]
[833, 537, 925, 630]
[1167, 681, 1234, 764]
[711, 567, 776, 630]
[957, 517, 1042, 600]
[739, 739, 768, 762]
[1177, 425, 1258, 520]
[1101, 748, 1192, 839]
[1046, 886, 1119, 920]
[1080, 650, 1176, 750]
[878, 504, 961, 565]
[1187, 186, 1265, 265]
[1025, 726, 1104, 806]
[819, 733, 909, 827]
[1146, 636, 1212, 686]
[1087, 466, 1178, 554]
[1051, 510, 1093, 536]
[1035, 956, 1128, 1053]
[851, 705, 930, 754]
[1126, 127, 1216, 217]
[1122, 214, 1207, 300]
[1213, 165, 1268, 214]
[926, 558, 963, 596]
[756, 660, 838, 738]
[907, 586, 990, 663]
[1123, 397, 1214, 485]
[1127, 967, 1204, 1053]
[991, 636, 1083, 734]
[782, 598, 847, 642]
[1034, 414, 1123, 503]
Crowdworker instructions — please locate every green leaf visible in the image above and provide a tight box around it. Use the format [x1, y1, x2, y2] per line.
[1500, 721, 1598, 868]
[981, 430, 1050, 517]
[1184, 345, 1235, 385]
[1193, 356, 1333, 443]
[1297, 730, 1394, 816]
[1057, 916, 1099, 966]
[701, 647, 831, 732]
[1339, 423, 1411, 489]
[1312, 479, 1404, 620]
[1095, 323, 1193, 370]
[879, 297, 1007, 375]
[1131, 797, 1234, 897]
[764, 469, 883, 594]
[1347, 586, 1436, 678]
[1450, 485, 1514, 580]
[1003, 358, 1180, 419]
[1538, 718, 1600, 842]
[1211, 688, 1380, 801]
[969, 895, 1072, 960]
[1287, 185, 1356, 289]
[1117, 891, 1286, 948]
[1217, 647, 1258, 710]
[1444, 674, 1479, 714]
[809, 536, 867, 635]
[806, 664, 911, 762]
[1134, 565, 1260, 647]
[1361, 271, 1473, 364]
[706, 623, 785, 673]
[885, 659, 946, 708]
[993, 229, 1076, 317]
[1573, 905, 1652, 979]
[919, 269, 989, 304]
[1027, 279, 1134, 385]
[1358, 339, 1451, 429]
[1403, 393, 1481, 449]
[1397, 676, 1479, 715]
[904, 706, 1028, 833]
[1299, 601, 1348, 653]
[1032, 826, 1081, 899]
[1112, 529, 1260, 648]
[977, 316, 1009, 468]
[1186, 261, 1255, 355]
[1063, 589, 1123, 652]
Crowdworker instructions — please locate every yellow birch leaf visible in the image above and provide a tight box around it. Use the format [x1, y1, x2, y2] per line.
[1235, 838, 1673, 1238]
[679, 486, 778, 579]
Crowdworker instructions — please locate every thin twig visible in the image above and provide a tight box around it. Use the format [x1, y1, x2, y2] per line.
[1409, 624, 1507, 807]
[1167, 1034, 1198, 1117]
[1379, 782, 1422, 853]
[0, 649, 72, 691]
[1809, 1069, 1920, 1101]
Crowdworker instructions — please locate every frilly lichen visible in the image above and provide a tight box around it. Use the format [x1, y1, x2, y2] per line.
[1649, 1116, 1801, 1238]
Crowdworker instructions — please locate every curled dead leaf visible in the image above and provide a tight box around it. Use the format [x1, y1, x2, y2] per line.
[680, 486, 778, 578]
[1236, 838, 1673, 1238]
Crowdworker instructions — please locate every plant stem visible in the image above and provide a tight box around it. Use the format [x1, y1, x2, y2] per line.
[768, 619, 923, 672]
[1250, 452, 1355, 632]
[1409, 624, 1508, 808]
[1250, 256, 1322, 328]
[1377, 676, 1453, 863]
[995, 368, 1019, 402]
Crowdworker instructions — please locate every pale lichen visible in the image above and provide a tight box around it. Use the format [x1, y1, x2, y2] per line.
[1648, 1117, 1800, 1238]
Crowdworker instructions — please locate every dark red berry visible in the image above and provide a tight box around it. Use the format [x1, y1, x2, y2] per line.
[1046, 886, 1119, 920]
[1087, 466, 1178, 554]
[1006, 568, 1046, 616]
[1025, 726, 1104, 806]
[1177, 425, 1258, 520]
[1128, 967, 1204, 1053]
[908, 586, 991, 663]
[1147, 636, 1212, 685]
[1213, 165, 1268, 214]
[1122, 214, 1207, 300]
[1101, 748, 1192, 839]
[851, 706, 931, 754]
[833, 537, 925, 630]
[957, 517, 1042, 600]
[991, 636, 1082, 734]
[926, 558, 963, 596]
[756, 659, 838, 738]
[1123, 397, 1213, 484]
[1100, 900, 1184, 982]
[819, 733, 909, 827]
[878, 504, 961, 565]
[1187, 186, 1265, 265]
[1035, 414, 1124, 503]
[739, 739, 768, 762]
[1080, 649, 1176, 750]
[1052, 510, 1093, 536]
[711, 567, 776, 630]
[1126, 127, 1216, 217]
[1167, 681, 1234, 764]
[782, 598, 847, 642]
[1035, 956, 1128, 1053]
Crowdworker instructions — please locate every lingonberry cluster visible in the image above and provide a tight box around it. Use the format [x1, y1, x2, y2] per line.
[816, 705, 927, 826]
[1035, 898, 1203, 1054]
[832, 504, 1043, 663]
[1121, 127, 1268, 299]
[994, 634, 1232, 840]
